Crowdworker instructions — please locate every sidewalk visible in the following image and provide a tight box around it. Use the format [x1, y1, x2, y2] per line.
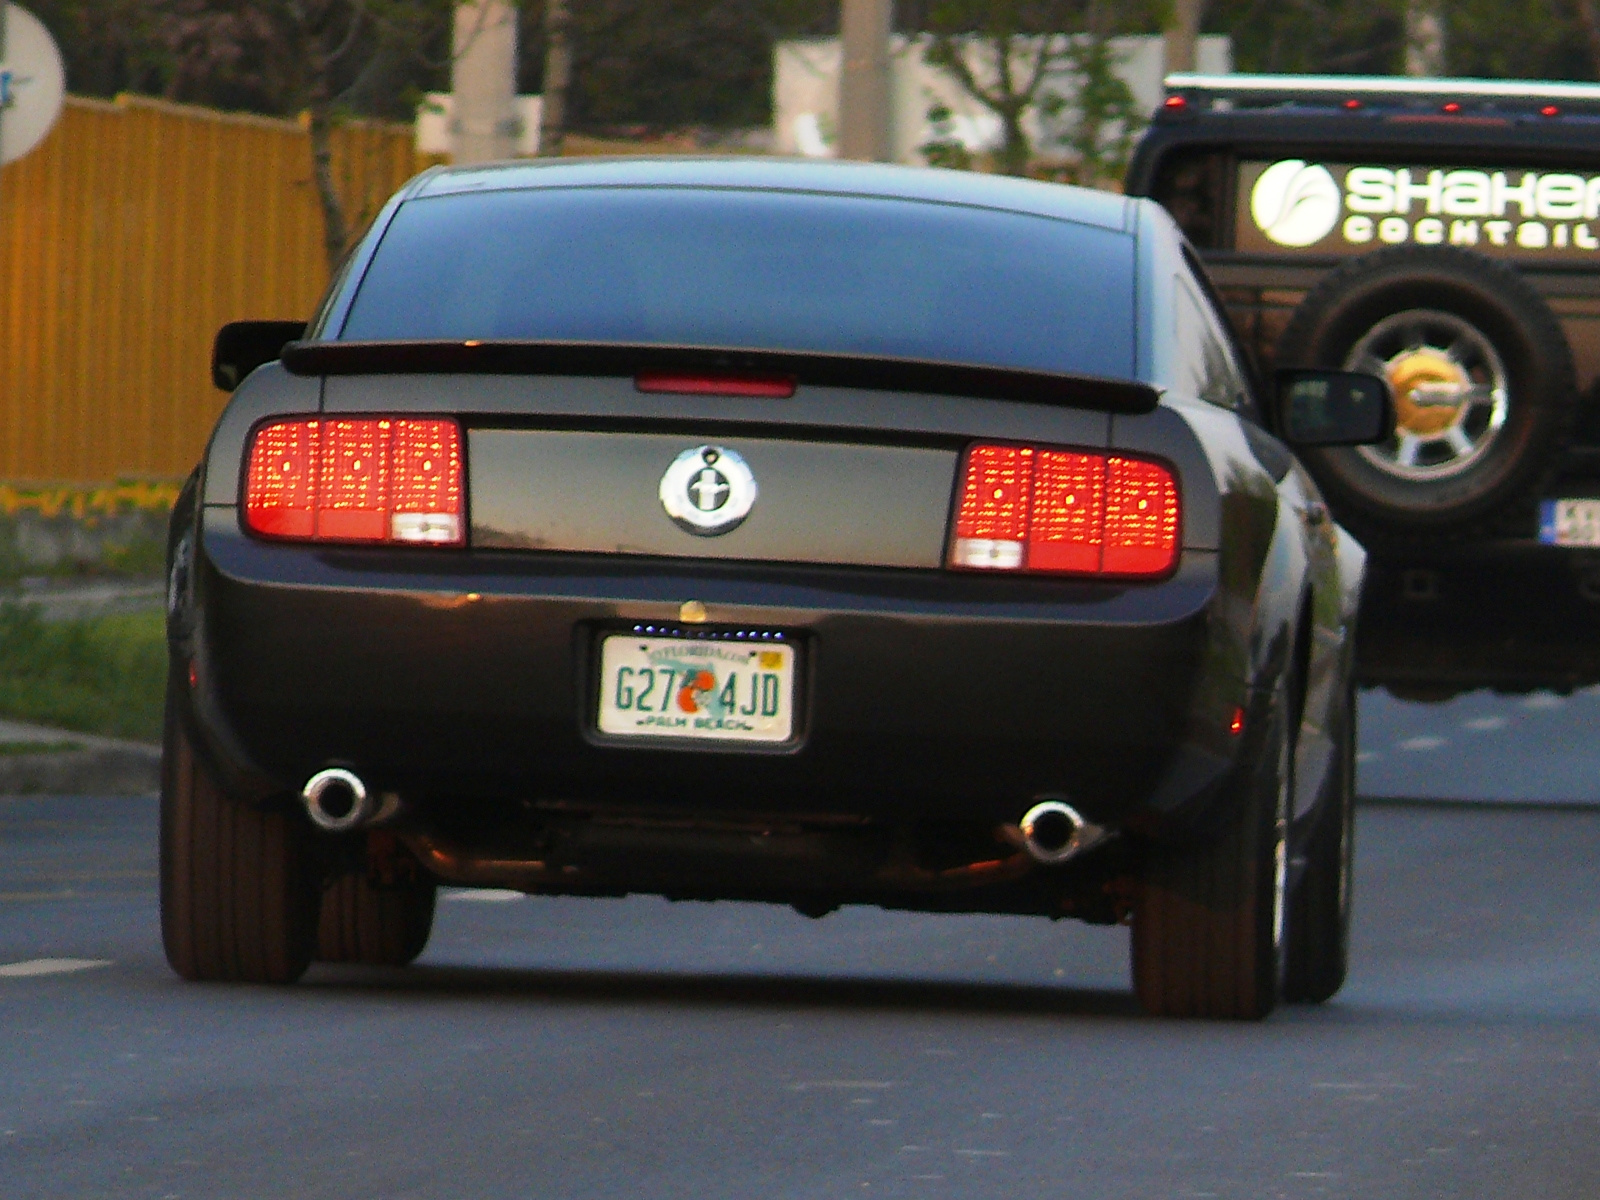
[2, 577, 164, 621]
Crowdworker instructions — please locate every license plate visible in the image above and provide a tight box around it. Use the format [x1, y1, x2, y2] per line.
[1540, 499, 1600, 547]
[596, 634, 797, 743]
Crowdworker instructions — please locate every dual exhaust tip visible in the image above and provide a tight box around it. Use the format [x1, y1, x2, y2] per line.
[303, 770, 1105, 865]
[1017, 799, 1106, 865]
[302, 768, 380, 833]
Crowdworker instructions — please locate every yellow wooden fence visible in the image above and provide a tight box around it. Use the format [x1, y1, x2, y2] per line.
[0, 94, 436, 484]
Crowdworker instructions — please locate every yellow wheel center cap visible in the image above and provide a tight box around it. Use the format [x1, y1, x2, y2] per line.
[1388, 351, 1469, 438]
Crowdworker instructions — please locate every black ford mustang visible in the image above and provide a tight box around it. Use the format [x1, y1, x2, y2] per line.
[166, 158, 1386, 1019]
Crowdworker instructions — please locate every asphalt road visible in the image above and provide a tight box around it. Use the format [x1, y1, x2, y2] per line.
[1359, 685, 1600, 803]
[3, 779, 1599, 1199]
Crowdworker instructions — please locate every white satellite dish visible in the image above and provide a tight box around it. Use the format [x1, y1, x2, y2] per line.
[0, 3, 66, 165]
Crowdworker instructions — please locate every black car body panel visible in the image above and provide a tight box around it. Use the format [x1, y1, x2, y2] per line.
[173, 158, 1364, 920]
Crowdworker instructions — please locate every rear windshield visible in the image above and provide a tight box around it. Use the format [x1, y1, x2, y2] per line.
[339, 187, 1137, 379]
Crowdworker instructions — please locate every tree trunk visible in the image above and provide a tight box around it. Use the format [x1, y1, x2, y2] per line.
[539, 0, 571, 157]
[997, 104, 1031, 177]
[306, 101, 350, 275]
[1404, 0, 1446, 77]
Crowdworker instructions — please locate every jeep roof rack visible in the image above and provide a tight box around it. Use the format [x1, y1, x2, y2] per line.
[1164, 72, 1600, 113]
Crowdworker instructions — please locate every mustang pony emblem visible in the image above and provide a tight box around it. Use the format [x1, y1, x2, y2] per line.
[659, 445, 758, 536]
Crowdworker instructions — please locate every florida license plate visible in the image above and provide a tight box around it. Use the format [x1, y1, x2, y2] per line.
[596, 634, 797, 743]
[1540, 499, 1600, 547]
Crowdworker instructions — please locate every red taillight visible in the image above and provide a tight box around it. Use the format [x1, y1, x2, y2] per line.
[635, 372, 796, 398]
[1441, 101, 1462, 114]
[244, 417, 464, 546]
[949, 443, 1179, 578]
[1163, 95, 1188, 111]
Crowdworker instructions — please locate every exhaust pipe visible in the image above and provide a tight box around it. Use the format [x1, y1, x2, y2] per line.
[1018, 799, 1104, 865]
[302, 768, 375, 833]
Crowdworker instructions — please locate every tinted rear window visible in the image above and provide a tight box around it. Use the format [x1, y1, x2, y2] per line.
[340, 187, 1136, 379]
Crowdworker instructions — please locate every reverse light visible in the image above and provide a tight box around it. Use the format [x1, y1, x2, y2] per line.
[244, 417, 464, 546]
[949, 443, 1179, 579]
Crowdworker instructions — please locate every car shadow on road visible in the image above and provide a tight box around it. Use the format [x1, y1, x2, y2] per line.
[302, 962, 1143, 1020]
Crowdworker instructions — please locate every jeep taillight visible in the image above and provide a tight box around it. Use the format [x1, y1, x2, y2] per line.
[244, 417, 464, 546]
[949, 443, 1179, 578]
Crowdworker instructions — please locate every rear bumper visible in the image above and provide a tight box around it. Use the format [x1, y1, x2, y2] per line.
[181, 509, 1250, 894]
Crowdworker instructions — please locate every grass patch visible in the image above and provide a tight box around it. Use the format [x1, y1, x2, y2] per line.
[0, 604, 166, 742]
[0, 741, 84, 756]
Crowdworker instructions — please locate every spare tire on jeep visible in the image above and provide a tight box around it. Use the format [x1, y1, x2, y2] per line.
[1276, 244, 1576, 541]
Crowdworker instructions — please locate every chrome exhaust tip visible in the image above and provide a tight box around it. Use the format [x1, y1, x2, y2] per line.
[301, 768, 374, 833]
[1018, 799, 1103, 865]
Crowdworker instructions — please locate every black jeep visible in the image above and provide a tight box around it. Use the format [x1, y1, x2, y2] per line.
[1128, 72, 1600, 697]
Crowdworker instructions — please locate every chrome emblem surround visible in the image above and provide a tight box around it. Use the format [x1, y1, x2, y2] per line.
[659, 445, 758, 537]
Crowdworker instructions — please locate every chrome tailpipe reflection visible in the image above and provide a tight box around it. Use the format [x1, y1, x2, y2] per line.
[1018, 799, 1106, 865]
[301, 768, 376, 833]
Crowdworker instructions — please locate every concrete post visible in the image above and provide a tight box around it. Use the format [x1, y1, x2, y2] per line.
[838, 0, 892, 161]
[451, 0, 519, 164]
[1164, 0, 1204, 74]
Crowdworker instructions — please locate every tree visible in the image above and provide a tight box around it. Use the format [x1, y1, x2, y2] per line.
[156, 0, 456, 270]
[516, 0, 833, 134]
[916, 0, 1152, 180]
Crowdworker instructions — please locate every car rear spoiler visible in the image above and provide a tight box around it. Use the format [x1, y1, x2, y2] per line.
[279, 340, 1160, 415]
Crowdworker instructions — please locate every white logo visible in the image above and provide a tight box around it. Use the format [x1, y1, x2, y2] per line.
[1251, 159, 1342, 247]
[659, 445, 757, 536]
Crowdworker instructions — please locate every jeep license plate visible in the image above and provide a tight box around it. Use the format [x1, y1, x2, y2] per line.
[596, 634, 796, 743]
[1540, 499, 1600, 547]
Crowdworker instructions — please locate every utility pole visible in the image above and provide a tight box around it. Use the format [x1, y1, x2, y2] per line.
[838, 0, 892, 161]
[450, 0, 519, 164]
[539, 0, 571, 158]
[1163, 0, 1204, 75]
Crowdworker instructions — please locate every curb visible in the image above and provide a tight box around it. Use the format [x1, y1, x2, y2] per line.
[0, 742, 160, 796]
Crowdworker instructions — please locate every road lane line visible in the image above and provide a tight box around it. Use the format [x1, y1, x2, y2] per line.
[0, 958, 112, 977]
[442, 888, 524, 903]
[1399, 736, 1447, 751]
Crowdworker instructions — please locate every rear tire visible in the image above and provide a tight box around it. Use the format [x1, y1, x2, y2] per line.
[317, 866, 437, 967]
[1283, 687, 1356, 1003]
[1131, 687, 1290, 1020]
[160, 675, 318, 984]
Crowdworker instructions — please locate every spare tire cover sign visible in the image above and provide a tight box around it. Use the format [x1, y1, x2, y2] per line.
[1237, 159, 1600, 260]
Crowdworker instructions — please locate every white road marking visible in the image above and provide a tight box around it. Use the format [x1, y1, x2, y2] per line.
[0, 957, 112, 978]
[441, 888, 524, 903]
[1356, 751, 1378, 763]
[1464, 716, 1507, 731]
[1522, 693, 1566, 710]
[1399, 736, 1447, 751]
[788, 1080, 897, 1092]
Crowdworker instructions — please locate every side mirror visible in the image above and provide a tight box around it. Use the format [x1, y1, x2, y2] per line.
[1275, 369, 1392, 446]
[212, 321, 308, 391]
